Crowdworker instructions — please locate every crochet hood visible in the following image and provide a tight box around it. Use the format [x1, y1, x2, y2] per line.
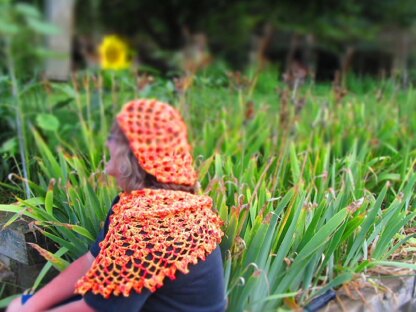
[116, 99, 197, 186]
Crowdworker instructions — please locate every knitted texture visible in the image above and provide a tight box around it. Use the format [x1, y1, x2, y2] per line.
[116, 99, 196, 186]
[75, 189, 223, 298]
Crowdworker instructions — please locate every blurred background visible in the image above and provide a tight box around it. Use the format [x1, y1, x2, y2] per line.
[1, 0, 416, 83]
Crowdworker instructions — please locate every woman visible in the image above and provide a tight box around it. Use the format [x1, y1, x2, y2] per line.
[7, 99, 226, 312]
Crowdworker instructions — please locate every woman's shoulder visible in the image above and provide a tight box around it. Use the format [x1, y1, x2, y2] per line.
[168, 247, 224, 287]
[145, 246, 226, 311]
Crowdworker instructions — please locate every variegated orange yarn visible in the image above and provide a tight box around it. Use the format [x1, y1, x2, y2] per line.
[116, 99, 196, 186]
[75, 189, 223, 298]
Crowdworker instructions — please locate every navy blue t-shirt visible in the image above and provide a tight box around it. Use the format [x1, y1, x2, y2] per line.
[85, 196, 226, 312]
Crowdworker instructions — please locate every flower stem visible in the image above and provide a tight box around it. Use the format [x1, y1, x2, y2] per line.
[5, 36, 31, 198]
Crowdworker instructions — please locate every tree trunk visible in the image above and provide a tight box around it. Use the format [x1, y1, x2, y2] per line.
[257, 23, 274, 69]
[285, 33, 300, 71]
[392, 32, 410, 87]
[340, 45, 355, 87]
[304, 33, 316, 78]
[45, 0, 75, 81]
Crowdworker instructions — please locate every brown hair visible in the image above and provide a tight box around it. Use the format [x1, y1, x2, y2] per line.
[108, 122, 196, 194]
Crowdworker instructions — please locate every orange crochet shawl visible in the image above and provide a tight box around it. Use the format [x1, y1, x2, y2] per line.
[75, 189, 223, 298]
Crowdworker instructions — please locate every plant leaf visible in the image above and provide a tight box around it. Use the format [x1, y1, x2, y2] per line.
[27, 17, 60, 35]
[36, 114, 60, 132]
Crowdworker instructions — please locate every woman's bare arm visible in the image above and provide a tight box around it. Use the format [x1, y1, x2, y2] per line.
[46, 298, 95, 312]
[16, 251, 95, 312]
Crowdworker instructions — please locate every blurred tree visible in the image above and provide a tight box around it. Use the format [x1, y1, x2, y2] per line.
[258, 0, 416, 81]
[87, 0, 256, 69]
[0, 0, 55, 78]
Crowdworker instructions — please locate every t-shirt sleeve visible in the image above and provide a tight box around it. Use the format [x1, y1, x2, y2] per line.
[84, 289, 152, 312]
[89, 196, 120, 258]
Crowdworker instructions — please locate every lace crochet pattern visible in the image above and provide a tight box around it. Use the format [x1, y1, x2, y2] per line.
[116, 99, 197, 186]
[75, 189, 223, 298]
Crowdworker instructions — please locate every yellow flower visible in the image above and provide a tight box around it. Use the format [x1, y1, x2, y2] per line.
[99, 35, 131, 70]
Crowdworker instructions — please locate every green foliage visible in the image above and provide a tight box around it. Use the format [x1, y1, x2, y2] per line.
[85, 0, 416, 68]
[1, 67, 416, 310]
[36, 114, 60, 132]
[0, 0, 58, 78]
[0, 0, 61, 202]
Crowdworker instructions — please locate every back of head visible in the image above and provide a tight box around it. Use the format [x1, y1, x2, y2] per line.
[109, 99, 197, 193]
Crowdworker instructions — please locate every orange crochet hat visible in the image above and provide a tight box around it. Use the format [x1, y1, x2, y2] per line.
[116, 99, 197, 186]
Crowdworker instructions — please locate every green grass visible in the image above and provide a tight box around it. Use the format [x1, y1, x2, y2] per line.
[1, 68, 416, 310]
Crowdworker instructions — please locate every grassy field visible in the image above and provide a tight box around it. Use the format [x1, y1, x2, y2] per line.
[1, 67, 416, 310]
